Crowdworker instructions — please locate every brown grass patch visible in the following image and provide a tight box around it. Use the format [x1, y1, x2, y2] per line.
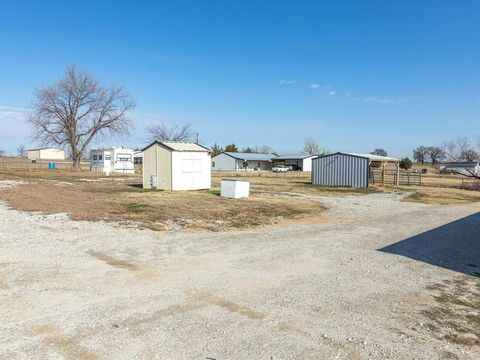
[0, 180, 324, 231]
[421, 276, 480, 346]
[403, 186, 480, 205]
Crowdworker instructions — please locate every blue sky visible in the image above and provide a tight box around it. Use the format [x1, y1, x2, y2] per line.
[0, 0, 479, 157]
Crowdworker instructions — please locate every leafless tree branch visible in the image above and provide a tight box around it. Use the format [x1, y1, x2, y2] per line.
[28, 66, 135, 169]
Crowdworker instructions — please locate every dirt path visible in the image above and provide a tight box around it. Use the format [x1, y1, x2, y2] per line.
[0, 182, 479, 359]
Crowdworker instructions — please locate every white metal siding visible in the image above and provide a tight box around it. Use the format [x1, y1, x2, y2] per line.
[171, 151, 211, 190]
[28, 149, 65, 160]
[312, 153, 369, 188]
[211, 153, 237, 170]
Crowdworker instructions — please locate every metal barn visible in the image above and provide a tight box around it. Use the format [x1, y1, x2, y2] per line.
[311, 152, 399, 188]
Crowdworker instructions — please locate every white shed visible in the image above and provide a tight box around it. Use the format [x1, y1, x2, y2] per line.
[142, 141, 211, 191]
[27, 148, 65, 160]
[90, 147, 135, 174]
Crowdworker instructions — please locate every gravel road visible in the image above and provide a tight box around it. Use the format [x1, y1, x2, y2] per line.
[0, 181, 479, 359]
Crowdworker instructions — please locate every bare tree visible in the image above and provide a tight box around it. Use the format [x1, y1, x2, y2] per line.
[427, 146, 444, 165]
[146, 122, 194, 143]
[443, 136, 480, 179]
[413, 146, 429, 165]
[255, 145, 276, 154]
[17, 144, 27, 157]
[303, 138, 321, 155]
[28, 66, 135, 170]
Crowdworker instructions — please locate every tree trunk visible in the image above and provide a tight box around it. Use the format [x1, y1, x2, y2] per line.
[73, 156, 82, 171]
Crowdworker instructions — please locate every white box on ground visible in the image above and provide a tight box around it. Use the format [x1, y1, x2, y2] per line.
[221, 179, 250, 199]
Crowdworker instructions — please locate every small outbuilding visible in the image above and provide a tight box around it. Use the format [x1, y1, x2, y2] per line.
[272, 154, 316, 171]
[27, 147, 65, 160]
[311, 152, 399, 188]
[142, 141, 211, 191]
[211, 152, 272, 171]
[90, 147, 135, 174]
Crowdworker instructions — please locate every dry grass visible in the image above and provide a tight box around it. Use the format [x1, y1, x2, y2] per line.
[0, 168, 139, 181]
[212, 171, 378, 196]
[402, 186, 480, 205]
[0, 180, 324, 231]
[421, 276, 480, 346]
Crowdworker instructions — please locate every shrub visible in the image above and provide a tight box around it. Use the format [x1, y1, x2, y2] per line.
[400, 157, 413, 170]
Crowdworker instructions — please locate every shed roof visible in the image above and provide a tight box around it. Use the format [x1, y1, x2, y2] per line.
[142, 141, 209, 152]
[273, 154, 316, 160]
[344, 152, 399, 162]
[315, 152, 399, 162]
[221, 152, 273, 161]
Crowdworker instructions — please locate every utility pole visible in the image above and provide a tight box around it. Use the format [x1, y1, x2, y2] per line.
[195, 132, 199, 144]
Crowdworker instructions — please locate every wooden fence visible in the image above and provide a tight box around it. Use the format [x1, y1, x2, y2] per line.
[0, 157, 90, 171]
[370, 169, 422, 186]
[460, 178, 480, 191]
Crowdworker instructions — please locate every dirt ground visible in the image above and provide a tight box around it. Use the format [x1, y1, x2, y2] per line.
[0, 178, 479, 359]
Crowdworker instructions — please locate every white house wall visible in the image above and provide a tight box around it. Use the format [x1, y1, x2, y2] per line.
[302, 157, 312, 171]
[212, 153, 237, 170]
[28, 149, 65, 160]
[171, 151, 211, 190]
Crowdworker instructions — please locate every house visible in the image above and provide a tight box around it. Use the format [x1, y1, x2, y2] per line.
[272, 154, 316, 171]
[27, 147, 65, 160]
[211, 152, 272, 171]
[312, 152, 399, 188]
[439, 162, 480, 176]
[142, 141, 211, 190]
[90, 147, 135, 174]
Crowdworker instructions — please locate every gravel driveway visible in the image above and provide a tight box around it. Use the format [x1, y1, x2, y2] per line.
[0, 181, 479, 359]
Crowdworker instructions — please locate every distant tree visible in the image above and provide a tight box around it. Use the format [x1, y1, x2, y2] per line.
[17, 144, 27, 157]
[0, 150, 5, 157]
[225, 144, 238, 152]
[255, 145, 276, 154]
[443, 136, 480, 179]
[413, 146, 429, 165]
[211, 143, 223, 157]
[399, 157, 413, 170]
[242, 146, 254, 153]
[28, 66, 135, 170]
[147, 122, 194, 143]
[303, 138, 321, 155]
[427, 146, 444, 165]
[371, 148, 388, 157]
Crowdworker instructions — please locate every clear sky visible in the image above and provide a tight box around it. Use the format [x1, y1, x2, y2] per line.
[0, 0, 479, 157]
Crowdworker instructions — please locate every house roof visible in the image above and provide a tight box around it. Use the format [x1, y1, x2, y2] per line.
[28, 147, 63, 152]
[273, 154, 316, 160]
[142, 140, 209, 152]
[316, 152, 399, 162]
[220, 152, 273, 161]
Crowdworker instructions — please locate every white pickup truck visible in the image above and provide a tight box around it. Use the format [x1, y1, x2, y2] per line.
[272, 165, 289, 173]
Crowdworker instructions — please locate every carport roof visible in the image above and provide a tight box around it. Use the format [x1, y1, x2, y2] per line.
[344, 152, 399, 162]
[273, 154, 316, 160]
[222, 152, 273, 161]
